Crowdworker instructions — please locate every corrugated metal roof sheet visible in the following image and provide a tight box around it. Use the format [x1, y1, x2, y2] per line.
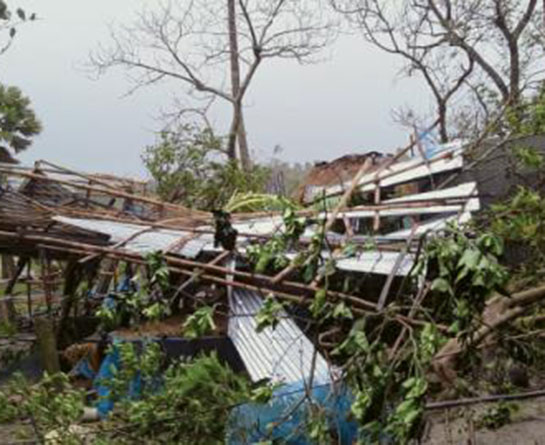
[380, 212, 473, 240]
[336, 251, 414, 276]
[306, 145, 465, 201]
[54, 216, 213, 259]
[228, 289, 332, 385]
[385, 181, 478, 204]
[241, 183, 479, 233]
[54, 218, 415, 276]
[284, 250, 414, 276]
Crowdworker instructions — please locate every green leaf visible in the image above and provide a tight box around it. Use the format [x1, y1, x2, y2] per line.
[255, 296, 284, 333]
[251, 382, 281, 404]
[457, 248, 481, 270]
[351, 389, 372, 421]
[404, 378, 428, 399]
[310, 289, 327, 318]
[342, 242, 357, 257]
[332, 329, 369, 356]
[431, 278, 452, 295]
[332, 301, 353, 320]
[182, 306, 216, 338]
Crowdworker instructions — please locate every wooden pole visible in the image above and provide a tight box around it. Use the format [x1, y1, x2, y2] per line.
[0, 230, 380, 309]
[426, 389, 545, 411]
[1, 255, 15, 279]
[26, 259, 32, 320]
[33, 243, 441, 330]
[39, 159, 137, 194]
[39, 250, 53, 315]
[34, 316, 61, 374]
[271, 159, 375, 284]
[2, 256, 28, 323]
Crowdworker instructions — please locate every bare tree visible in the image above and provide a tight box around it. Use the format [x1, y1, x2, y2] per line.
[423, 0, 542, 105]
[332, 0, 474, 142]
[227, 0, 248, 165]
[91, 0, 335, 170]
[334, 0, 544, 138]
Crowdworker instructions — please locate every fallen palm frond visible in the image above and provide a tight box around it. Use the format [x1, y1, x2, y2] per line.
[223, 191, 299, 213]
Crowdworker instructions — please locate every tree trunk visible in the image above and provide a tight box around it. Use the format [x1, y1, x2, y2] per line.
[227, 0, 251, 170]
[508, 42, 521, 106]
[438, 101, 449, 143]
[237, 108, 251, 170]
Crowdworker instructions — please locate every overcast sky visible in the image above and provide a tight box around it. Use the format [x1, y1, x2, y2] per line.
[1, 1, 430, 178]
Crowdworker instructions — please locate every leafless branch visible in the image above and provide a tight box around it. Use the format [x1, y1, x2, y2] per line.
[91, 0, 336, 166]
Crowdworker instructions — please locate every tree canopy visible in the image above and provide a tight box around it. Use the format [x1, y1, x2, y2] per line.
[0, 84, 42, 156]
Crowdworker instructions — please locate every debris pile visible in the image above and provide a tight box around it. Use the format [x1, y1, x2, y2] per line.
[0, 134, 544, 443]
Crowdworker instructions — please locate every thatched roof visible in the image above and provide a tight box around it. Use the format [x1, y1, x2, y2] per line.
[294, 151, 392, 202]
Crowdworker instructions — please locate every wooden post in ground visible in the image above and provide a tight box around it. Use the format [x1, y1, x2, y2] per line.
[2, 256, 28, 323]
[26, 260, 32, 320]
[34, 316, 61, 374]
[57, 259, 84, 347]
[1, 255, 15, 279]
[40, 250, 53, 315]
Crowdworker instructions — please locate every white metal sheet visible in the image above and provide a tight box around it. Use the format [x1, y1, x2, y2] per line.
[305, 148, 464, 202]
[228, 289, 332, 385]
[54, 216, 212, 259]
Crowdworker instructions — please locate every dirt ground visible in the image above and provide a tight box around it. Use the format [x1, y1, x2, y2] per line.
[423, 398, 545, 444]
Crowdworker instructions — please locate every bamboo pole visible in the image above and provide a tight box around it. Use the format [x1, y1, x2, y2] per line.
[271, 159, 375, 284]
[31, 242, 440, 330]
[7, 231, 377, 310]
[38, 242, 373, 318]
[0, 229, 380, 311]
[270, 142, 439, 285]
[173, 251, 231, 296]
[78, 227, 153, 264]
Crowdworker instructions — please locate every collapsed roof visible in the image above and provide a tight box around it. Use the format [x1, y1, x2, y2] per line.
[0, 134, 543, 384]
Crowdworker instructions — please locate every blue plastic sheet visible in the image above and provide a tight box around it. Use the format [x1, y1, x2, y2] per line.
[94, 344, 120, 417]
[93, 342, 143, 417]
[227, 381, 358, 445]
[94, 346, 361, 443]
[71, 356, 97, 380]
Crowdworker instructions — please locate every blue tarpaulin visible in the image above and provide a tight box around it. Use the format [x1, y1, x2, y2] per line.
[93, 342, 143, 417]
[227, 381, 358, 445]
[93, 345, 360, 443]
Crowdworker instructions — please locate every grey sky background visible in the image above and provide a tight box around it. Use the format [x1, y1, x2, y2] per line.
[1, 1, 430, 178]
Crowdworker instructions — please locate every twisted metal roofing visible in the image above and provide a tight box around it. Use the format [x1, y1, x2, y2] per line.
[228, 289, 333, 385]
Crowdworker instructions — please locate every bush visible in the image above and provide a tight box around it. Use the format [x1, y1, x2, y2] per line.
[100, 343, 253, 444]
